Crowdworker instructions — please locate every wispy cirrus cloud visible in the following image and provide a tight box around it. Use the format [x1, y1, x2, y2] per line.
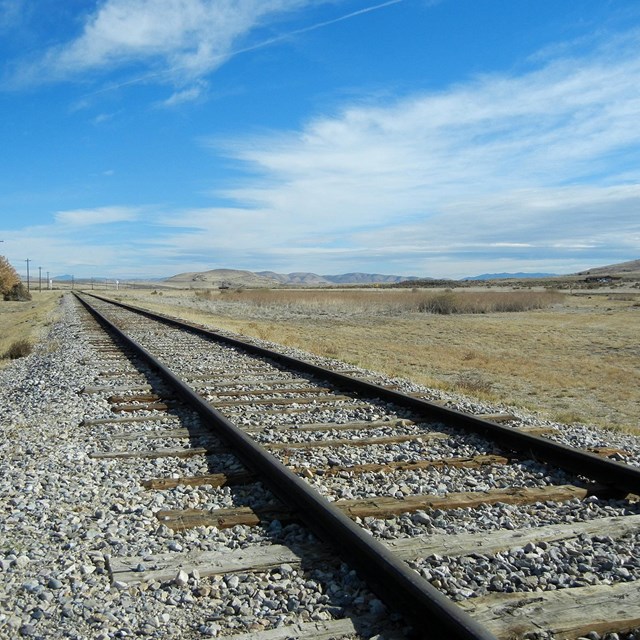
[7, 0, 407, 104]
[55, 205, 142, 226]
[8, 0, 314, 91]
[5, 25, 640, 278]
[179, 29, 640, 275]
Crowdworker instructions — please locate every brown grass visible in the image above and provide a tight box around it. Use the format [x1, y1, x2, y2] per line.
[102, 287, 640, 433]
[3, 339, 32, 359]
[196, 287, 563, 314]
[0, 291, 62, 366]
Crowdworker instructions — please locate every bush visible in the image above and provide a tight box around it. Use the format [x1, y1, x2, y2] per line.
[455, 371, 493, 394]
[0, 256, 20, 297]
[3, 339, 32, 359]
[417, 290, 564, 314]
[418, 293, 457, 314]
[3, 283, 32, 301]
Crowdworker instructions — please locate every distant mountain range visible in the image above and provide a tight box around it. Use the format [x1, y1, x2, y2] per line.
[50, 258, 639, 287]
[462, 272, 557, 281]
[164, 269, 421, 287]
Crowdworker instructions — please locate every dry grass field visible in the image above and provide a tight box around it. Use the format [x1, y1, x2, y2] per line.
[0, 291, 63, 366]
[102, 285, 640, 434]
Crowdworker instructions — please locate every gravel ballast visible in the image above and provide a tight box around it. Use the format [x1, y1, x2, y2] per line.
[1, 293, 639, 640]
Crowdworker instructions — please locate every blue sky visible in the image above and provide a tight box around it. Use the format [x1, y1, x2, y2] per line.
[1, 0, 639, 279]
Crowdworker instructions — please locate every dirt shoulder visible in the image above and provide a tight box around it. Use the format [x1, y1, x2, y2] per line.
[0, 291, 64, 366]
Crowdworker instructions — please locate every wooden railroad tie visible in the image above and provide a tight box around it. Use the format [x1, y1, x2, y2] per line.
[90, 431, 448, 460]
[111, 513, 640, 585]
[191, 376, 312, 388]
[459, 581, 640, 640]
[141, 454, 509, 490]
[82, 415, 181, 426]
[222, 402, 374, 416]
[111, 514, 640, 640]
[210, 394, 353, 408]
[81, 384, 154, 394]
[266, 431, 449, 450]
[185, 368, 282, 381]
[105, 418, 415, 441]
[203, 385, 331, 397]
[108, 393, 163, 404]
[111, 402, 170, 413]
[153, 484, 620, 531]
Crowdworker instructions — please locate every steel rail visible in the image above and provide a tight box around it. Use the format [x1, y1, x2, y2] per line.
[81, 292, 640, 497]
[76, 293, 497, 639]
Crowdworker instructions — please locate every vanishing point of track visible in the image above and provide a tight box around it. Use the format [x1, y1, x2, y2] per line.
[75, 292, 640, 640]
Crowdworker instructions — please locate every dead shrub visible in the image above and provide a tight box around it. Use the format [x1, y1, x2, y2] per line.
[3, 339, 32, 359]
[418, 290, 564, 314]
[455, 371, 493, 394]
[3, 282, 31, 301]
[418, 293, 457, 314]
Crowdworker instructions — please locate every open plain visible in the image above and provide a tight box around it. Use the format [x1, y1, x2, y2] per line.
[94, 284, 640, 434]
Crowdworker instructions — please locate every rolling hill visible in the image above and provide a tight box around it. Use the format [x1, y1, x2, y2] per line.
[163, 269, 419, 287]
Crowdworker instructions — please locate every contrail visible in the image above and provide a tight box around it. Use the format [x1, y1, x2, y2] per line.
[86, 0, 404, 97]
[230, 0, 404, 56]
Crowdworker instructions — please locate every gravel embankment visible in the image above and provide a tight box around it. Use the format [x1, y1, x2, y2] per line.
[0, 297, 394, 639]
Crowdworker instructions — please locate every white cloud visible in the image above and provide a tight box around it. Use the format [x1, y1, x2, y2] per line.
[55, 206, 141, 226]
[5, 27, 640, 279]
[23, 0, 316, 88]
[160, 81, 207, 107]
[185, 31, 640, 275]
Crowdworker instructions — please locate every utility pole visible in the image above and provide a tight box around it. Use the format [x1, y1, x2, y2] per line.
[47, 271, 50, 290]
[71, 275, 74, 290]
[39, 266, 42, 292]
[25, 258, 30, 291]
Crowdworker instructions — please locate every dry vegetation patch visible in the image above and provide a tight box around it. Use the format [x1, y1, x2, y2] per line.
[0, 291, 63, 367]
[195, 287, 564, 315]
[105, 287, 640, 433]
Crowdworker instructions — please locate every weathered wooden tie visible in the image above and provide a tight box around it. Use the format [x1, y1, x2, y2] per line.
[459, 581, 640, 640]
[204, 386, 331, 398]
[142, 469, 255, 489]
[82, 384, 154, 394]
[83, 415, 181, 426]
[140, 454, 508, 489]
[155, 484, 608, 531]
[191, 376, 311, 388]
[107, 418, 414, 441]
[265, 431, 449, 450]
[109, 393, 162, 403]
[209, 394, 353, 408]
[112, 402, 170, 413]
[302, 453, 509, 477]
[387, 513, 640, 559]
[90, 446, 215, 460]
[112, 514, 640, 594]
[223, 402, 373, 416]
[244, 418, 415, 434]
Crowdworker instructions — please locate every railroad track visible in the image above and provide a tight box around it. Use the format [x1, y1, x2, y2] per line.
[74, 292, 640, 640]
